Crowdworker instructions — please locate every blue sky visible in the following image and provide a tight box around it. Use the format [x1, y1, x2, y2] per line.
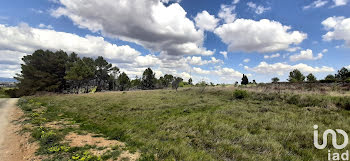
[0, 0, 349, 83]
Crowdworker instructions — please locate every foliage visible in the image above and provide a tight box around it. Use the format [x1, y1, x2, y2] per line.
[271, 77, 279, 83]
[116, 72, 131, 91]
[241, 74, 249, 85]
[322, 74, 337, 83]
[15, 50, 69, 95]
[172, 77, 183, 91]
[141, 68, 157, 90]
[232, 90, 248, 99]
[335, 67, 350, 81]
[131, 77, 141, 89]
[288, 69, 305, 82]
[306, 73, 317, 82]
[188, 78, 193, 85]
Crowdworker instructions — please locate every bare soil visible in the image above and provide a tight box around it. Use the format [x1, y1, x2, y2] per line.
[0, 98, 40, 161]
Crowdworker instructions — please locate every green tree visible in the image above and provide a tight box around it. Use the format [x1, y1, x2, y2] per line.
[241, 74, 249, 85]
[172, 77, 183, 91]
[188, 78, 193, 85]
[288, 69, 305, 82]
[271, 77, 279, 83]
[306, 73, 317, 82]
[324, 74, 336, 83]
[131, 76, 141, 89]
[15, 49, 68, 95]
[335, 67, 350, 81]
[95, 56, 113, 91]
[163, 74, 174, 87]
[141, 68, 156, 90]
[109, 66, 120, 90]
[65, 57, 96, 93]
[116, 72, 130, 91]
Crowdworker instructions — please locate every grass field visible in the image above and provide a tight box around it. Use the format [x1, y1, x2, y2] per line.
[19, 86, 350, 160]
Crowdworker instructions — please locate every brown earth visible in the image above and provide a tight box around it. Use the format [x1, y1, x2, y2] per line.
[0, 98, 40, 161]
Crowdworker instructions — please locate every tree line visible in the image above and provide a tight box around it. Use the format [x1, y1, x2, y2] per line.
[11, 49, 193, 96]
[271, 68, 350, 83]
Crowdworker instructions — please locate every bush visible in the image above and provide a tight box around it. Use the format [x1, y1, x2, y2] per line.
[233, 90, 248, 99]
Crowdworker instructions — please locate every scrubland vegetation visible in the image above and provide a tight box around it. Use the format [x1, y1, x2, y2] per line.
[19, 84, 350, 160]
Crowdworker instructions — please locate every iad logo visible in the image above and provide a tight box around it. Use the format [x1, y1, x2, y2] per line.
[314, 125, 348, 149]
[314, 125, 349, 160]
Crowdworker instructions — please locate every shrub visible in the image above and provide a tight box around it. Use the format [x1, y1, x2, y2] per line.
[233, 90, 248, 99]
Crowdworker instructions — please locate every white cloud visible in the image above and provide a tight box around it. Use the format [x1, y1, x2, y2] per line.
[289, 49, 323, 61]
[322, 49, 328, 53]
[194, 11, 219, 31]
[332, 0, 348, 7]
[346, 65, 350, 69]
[285, 47, 301, 52]
[218, 4, 236, 23]
[233, 0, 240, 4]
[243, 58, 250, 63]
[185, 56, 223, 66]
[322, 16, 350, 47]
[214, 19, 307, 53]
[51, 0, 213, 57]
[0, 23, 142, 64]
[303, 0, 328, 9]
[246, 61, 335, 75]
[161, 0, 182, 4]
[38, 23, 53, 29]
[264, 53, 280, 59]
[247, 2, 271, 14]
[220, 51, 228, 59]
[193, 67, 210, 74]
[193, 66, 244, 82]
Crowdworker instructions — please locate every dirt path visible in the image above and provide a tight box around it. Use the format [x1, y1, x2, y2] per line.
[0, 98, 39, 161]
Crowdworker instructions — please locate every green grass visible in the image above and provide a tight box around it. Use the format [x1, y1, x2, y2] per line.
[0, 87, 10, 98]
[19, 87, 350, 160]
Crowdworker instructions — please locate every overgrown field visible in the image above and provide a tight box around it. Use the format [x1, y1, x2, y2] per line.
[19, 86, 350, 160]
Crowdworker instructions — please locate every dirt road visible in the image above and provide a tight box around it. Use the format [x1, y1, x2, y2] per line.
[0, 98, 38, 161]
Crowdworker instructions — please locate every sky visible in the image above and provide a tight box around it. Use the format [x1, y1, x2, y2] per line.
[0, 0, 349, 84]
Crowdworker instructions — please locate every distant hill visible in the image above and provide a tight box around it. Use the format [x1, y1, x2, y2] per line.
[0, 77, 16, 82]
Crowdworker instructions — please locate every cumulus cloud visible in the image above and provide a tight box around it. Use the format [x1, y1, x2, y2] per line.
[185, 56, 223, 66]
[246, 61, 334, 75]
[220, 51, 228, 59]
[233, 0, 240, 4]
[303, 0, 328, 9]
[51, 0, 213, 57]
[322, 16, 350, 47]
[346, 65, 350, 69]
[38, 23, 53, 29]
[193, 67, 210, 74]
[192, 66, 244, 82]
[264, 53, 280, 59]
[214, 19, 307, 53]
[0, 23, 142, 63]
[243, 58, 250, 63]
[218, 4, 236, 23]
[247, 2, 271, 14]
[332, 0, 348, 7]
[289, 49, 323, 61]
[0, 23, 170, 78]
[194, 11, 219, 31]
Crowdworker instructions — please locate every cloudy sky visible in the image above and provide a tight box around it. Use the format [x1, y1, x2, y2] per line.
[0, 0, 349, 83]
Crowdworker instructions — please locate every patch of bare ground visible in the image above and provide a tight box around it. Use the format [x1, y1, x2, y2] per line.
[44, 119, 79, 130]
[0, 101, 41, 161]
[64, 132, 140, 160]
